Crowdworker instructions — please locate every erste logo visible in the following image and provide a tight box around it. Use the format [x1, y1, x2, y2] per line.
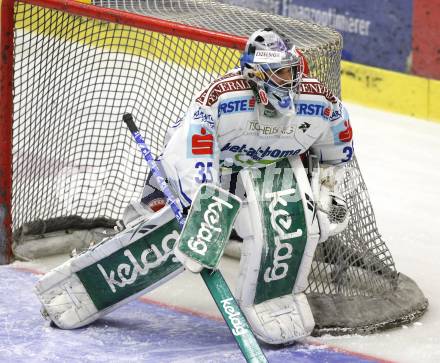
[218, 96, 256, 117]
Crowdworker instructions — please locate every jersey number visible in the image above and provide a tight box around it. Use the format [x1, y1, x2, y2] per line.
[195, 161, 213, 183]
[342, 146, 353, 162]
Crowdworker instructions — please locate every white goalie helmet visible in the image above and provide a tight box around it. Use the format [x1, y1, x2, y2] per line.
[240, 28, 304, 116]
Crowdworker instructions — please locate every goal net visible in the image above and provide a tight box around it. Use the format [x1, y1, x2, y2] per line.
[0, 0, 427, 335]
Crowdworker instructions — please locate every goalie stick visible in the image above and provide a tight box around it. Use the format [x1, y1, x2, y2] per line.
[122, 113, 267, 363]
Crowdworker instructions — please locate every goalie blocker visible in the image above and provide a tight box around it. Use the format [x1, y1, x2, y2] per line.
[35, 155, 348, 345]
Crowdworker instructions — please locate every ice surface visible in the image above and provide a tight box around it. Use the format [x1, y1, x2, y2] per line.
[0, 267, 376, 362]
[6, 102, 440, 362]
[314, 102, 440, 363]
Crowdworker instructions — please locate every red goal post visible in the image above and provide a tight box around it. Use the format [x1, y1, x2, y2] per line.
[1, 0, 15, 264]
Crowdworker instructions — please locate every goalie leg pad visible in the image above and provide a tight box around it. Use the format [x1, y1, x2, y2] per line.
[242, 293, 314, 345]
[235, 156, 320, 344]
[35, 206, 183, 329]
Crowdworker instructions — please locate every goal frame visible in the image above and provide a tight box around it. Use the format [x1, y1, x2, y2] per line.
[1, 0, 14, 264]
[0, 0, 247, 264]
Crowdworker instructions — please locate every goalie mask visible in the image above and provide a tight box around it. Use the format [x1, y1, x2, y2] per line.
[240, 28, 304, 116]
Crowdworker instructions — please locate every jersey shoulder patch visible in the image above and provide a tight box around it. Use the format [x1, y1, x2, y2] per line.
[196, 73, 252, 107]
[300, 76, 338, 104]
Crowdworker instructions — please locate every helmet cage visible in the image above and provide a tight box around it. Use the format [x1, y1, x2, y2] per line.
[242, 48, 304, 96]
[258, 53, 303, 94]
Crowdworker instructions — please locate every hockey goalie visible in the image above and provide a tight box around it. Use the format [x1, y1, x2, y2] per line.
[35, 28, 353, 345]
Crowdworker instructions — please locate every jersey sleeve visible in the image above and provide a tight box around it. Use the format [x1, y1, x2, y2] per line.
[160, 101, 220, 209]
[310, 98, 354, 165]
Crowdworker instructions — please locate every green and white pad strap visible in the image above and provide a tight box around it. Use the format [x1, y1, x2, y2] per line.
[34, 206, 183, 329]
[175, 184, 242, 273]
[235, 156, 320, 344]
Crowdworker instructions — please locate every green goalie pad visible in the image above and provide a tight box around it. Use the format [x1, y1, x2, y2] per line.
[34, 206, 183, 329]
[175, 184, 242, 272]
[234, 156, 321, 344]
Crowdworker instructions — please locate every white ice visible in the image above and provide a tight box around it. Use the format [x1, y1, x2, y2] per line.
[15, 101, 440, 363]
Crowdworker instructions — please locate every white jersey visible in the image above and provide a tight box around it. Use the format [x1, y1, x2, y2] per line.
[160, 70, 354, 207]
